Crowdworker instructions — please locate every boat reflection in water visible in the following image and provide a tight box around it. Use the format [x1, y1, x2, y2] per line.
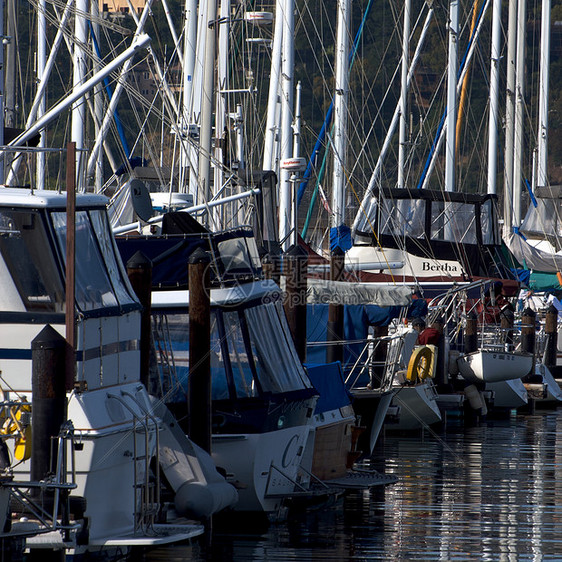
[146, 409, 562, 561]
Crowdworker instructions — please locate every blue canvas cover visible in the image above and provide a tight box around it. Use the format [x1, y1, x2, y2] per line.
[306, 303, 402, 372]
[304, 362, 351, 414]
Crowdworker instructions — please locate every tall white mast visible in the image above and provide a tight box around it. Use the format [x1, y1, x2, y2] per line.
[71, 0, 88, 189]
[512, 0, 527, 227]
[92, 0, 103, 193]
[503, 0, 517, 236]
[445, 0, 459, 193]
[0, 0, 4, 183]
[487, 0, 501, 195]
[262, 1, 283, 172]
[36, 0, 47, 188]
[198, 0, 217, 217]
[214, 0, 229, 227]
[398, 0, 411, 189]
[181, 0, 198, 195]
[537, 0, 550, 189]
[278, 0, 295, 250]
[331, 0, 350, 227]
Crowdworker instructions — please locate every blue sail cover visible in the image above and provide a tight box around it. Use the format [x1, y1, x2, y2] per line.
[330, 225, 353, 253]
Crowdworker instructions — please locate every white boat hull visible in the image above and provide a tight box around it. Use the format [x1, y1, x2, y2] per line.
[390, 381, 442, 430]
[486, 378, 529, 409]
[457, 350, 533, 383]
[211, 423, 311, 514]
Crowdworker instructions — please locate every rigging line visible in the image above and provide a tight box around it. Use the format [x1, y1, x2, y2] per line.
[88, 21, 131, 158]
[303, 2, 407, 228]
[296, 0, 376, 207]
[416, 0, 490, 190]
[326, 129, 398, 283]
[456, 0, 480, 161]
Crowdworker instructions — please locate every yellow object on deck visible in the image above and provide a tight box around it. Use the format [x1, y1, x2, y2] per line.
[406, 345, 437, 382]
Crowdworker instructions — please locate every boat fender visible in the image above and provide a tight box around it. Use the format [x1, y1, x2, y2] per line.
[175, 480, 239, 519]
[464, 384, 485, 410]
[406, 345, 437, 382]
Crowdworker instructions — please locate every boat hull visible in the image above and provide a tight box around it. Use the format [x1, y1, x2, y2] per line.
[211, 423, 311, 514]
[390, 381, 442, 430]
[457, 350, 533, 383]
[486, 378, 529, 409]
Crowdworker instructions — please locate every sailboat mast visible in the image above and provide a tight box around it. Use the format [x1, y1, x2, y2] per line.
[198, 0, 218, 218]
[537, 0, 550, 189]
[503, 0, 517, 236]
[445, 0, 459, 193]
[331, 0, 350, 229]
[71, 0, 88, 189]
[398, 0, 411, 189]
[512, 0, 527, 227]
[0, 0, 4, 183]
[279, 0, 295, 251]
[214, 0, 229, 228]
[36, 0, 47, 189]
[181, 0, 198, 196]
[263, 2, 283, 172]
[487, 0, 501, 195]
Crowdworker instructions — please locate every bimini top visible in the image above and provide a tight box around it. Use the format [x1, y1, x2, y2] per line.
[152, 279, 281, 310]
[0, 188, 109, 209]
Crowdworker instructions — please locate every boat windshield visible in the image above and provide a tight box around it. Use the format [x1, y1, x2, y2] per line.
[244, 302, 311, 393]
[151, 300, 311, 401]
[0, 209, 65, 312]
[380, 198, 425, 239]
[431, 201, 477, 244]
[52, 210, 137, 312]
[151, 311, 229, 402]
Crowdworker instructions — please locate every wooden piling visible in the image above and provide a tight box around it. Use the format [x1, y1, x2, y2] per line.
[521, 308, 536, 355]
[326, 247, 345, 364]
[283, 245, 307, 362]
[127, 251, 153, 391]
[31, 325, 67, 482]
[500, 306, 515, 351]
[262, 252, 274, 281]
[188, 248, 212, 454]
[544, 304, 558, 371]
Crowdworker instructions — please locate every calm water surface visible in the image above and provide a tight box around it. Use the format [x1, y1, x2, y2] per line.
[144, 408, 562, 561]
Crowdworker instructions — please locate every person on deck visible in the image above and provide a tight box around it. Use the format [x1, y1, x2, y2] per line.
[416, 321, 442, 346]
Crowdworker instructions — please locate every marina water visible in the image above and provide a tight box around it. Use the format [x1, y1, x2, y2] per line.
[143, 407, 562, 561]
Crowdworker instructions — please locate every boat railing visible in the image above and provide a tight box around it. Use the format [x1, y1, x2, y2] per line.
[5, 420, 80, 539]
[106, 392, 161, 535]
[345, 333, 405, 392]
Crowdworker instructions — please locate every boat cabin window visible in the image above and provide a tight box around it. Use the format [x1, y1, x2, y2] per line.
[151, 312, 229, 401]
[0, 209, 64, 312]
[222, 310, 259, 398]
[216, 236, 262, 279]
[151, 300, 311, 402]
[52, 210, 136, 312]
[380, 198, 425, 239]
[480, 199, 498, 245]
[244, 302, 311, 393]
[430, 201, 477, 244]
